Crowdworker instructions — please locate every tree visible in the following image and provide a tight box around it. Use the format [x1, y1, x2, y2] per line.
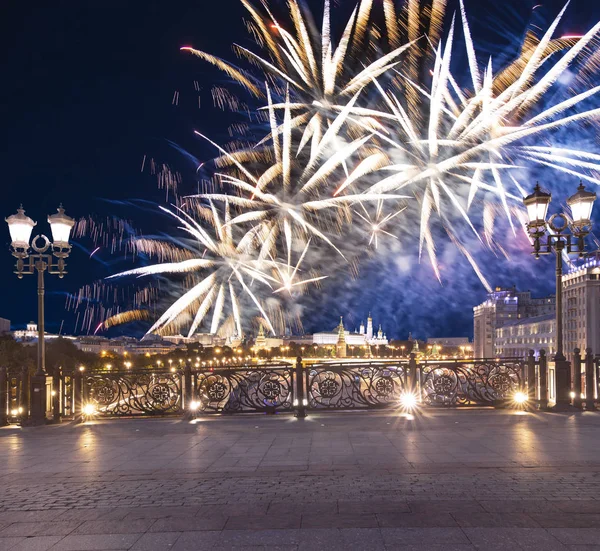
[0, 335, 34, 373]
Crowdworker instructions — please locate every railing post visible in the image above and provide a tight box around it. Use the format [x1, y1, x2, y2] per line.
[408, 353, 417, 394]
[573, 348, 583, 409]
[52, 367, 61, 423]
[527, 350, 536, 402]
[20, 366, 29, 422]
[539, 350, 549, 411]
[183, 363, 193, 419]
[295, 356, 306, 418]
[585, 348, 596, 411]
[0, 367, 7, 427]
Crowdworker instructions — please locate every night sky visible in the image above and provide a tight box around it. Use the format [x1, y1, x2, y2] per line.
[1, 0, 599, 338]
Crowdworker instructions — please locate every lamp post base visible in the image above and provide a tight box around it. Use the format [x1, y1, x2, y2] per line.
[27, 374, 48, 426]
[551, 357, 576, 412]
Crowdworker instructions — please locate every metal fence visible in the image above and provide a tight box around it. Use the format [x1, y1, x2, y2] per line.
[191, 364, 294, 414]
[306, 361, 407, 410]
[419, 359, 524, 406]
[84, 370, 183, 416]
[2, 352, 599, 424]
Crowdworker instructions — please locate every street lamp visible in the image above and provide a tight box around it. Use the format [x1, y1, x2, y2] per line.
[523, 181, 596, 407]
[6, 205, 75, 425]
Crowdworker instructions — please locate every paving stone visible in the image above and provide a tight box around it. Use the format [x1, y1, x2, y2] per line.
[451, 512, 542, 528]
[125, 507, 199, 520]
[130, 532, 182, 550]
[510, 528, 569, 550]
[478, 500, 563, 513]
[150, 517, 228, 532]
[267, 502, 337, 515]
[225, 515, 301, 530]
[377, 513, 458, 528]
[531, 514, 600, 528]
[48, 534, 142, 550]
[407, 500, 485, 514]
[197, 504, 270, 517]
[0, 538, 25, 551]
[462, 527, 522, 550]
[337, 501, 410, 515]
[301, 513, 379, 529]
[9, 536, 64, 551]
[554, 501, 600, 514]
[296, 528, 340, 549]
[72, 519, 155, 535]
[381, 527, 471, 546]
[170, 531, 221, 551]
[0, 512, 63, 525]
[339, 528, 386, 550]
[54, 509, 114, 522]
[218, 529, 300, 546]
[213, 547, 298, 551]
[550, 529, 600, 546]
[383, 546, 475, 551]
[0, 522, 81, 538]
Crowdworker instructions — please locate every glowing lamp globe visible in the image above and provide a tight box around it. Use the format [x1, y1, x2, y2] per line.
[6, 207, 36, 249]
[523, 184, 551, 227]
[48, 205, 75, 247]
[567, 182, 596, 226]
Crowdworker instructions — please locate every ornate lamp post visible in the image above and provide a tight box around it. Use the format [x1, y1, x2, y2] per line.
[5, 205, 75, 425]
[523, 182, 596, 407]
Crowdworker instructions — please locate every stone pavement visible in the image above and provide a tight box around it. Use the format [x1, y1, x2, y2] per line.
[2, 409, 600, 550]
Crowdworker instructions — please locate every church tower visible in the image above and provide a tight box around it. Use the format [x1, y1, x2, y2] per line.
[412, 336, 419, 354]
[336, 317, 347, 358]
[366, 313, 373, 341]
[255, 324, 267, 349]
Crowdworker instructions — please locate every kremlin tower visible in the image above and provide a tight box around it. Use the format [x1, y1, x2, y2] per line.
[336, 317, 347, 358]
[255, 324, 267, 350]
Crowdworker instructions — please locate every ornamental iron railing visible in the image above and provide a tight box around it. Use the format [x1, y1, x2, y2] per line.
[419, 359, 524, 406]
[3, 351, 598, 425]
[306, 361, 407, 410]
[83, 369, 183, 416]
[191, 363, 294, 414]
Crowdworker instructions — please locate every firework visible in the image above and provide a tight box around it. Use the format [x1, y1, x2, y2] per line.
[82, 0, 600, 339]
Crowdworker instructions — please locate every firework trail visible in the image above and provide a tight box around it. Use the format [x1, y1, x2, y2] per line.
[78, 0, 600, 338]
[105, 200, 335, 336]
[184, 0, 600, 285]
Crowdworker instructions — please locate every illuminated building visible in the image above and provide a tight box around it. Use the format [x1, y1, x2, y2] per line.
[480, 255, 600, 360]
[253, 324, 283, 350]
[563, 253, 600, 359]
[0, 317, 11, 334]
[473, 287, 555, 358]
[495, 314, 556, 359]
[427, 337, 470, 347]
[313, 312, 388, 347]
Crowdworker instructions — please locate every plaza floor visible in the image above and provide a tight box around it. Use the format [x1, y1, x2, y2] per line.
[2, 409, 600, 550]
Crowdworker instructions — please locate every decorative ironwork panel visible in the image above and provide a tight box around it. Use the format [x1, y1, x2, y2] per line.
[62, 372, 73, 418]
[7, 372, 24, 417]
[307, 362, 407, 409]
[192, 365, 293, 413]
[420, 360, 523, 406]
[84, 370, 182, 416]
